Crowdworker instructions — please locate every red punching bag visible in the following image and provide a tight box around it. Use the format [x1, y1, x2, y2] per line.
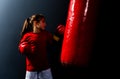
[61, 0, 98, 66]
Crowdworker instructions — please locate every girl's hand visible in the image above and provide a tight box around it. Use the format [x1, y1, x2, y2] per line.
[56, 24, 65, 35]
[19, 42, 31, 54]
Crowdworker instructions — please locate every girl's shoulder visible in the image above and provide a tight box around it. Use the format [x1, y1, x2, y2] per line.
[23, 32, 33, 37]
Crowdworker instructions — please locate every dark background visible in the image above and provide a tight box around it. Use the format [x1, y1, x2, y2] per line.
[0, 0, 69, 79]
[0, 0, 112, 79]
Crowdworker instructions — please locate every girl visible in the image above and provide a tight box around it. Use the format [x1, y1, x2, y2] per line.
[18, 14, 64, 79]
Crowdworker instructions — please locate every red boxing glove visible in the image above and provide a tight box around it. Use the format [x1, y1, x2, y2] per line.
[19, 42, 31, 55]
[56, 24, 65, 35]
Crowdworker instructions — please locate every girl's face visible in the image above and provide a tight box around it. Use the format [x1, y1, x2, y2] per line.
[36, 18, 46, 30]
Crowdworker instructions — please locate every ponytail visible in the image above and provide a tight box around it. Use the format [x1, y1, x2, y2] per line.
[20, 18, 33, 37]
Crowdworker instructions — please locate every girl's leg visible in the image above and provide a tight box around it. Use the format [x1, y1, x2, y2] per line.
[25, 71, 38, 79]
[40, 68, 53, 79]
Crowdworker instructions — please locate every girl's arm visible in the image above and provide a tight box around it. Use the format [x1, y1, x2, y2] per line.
[53, 24, 65, 42]
[18, 34, 31, 55]
[47, 25, 65, 45]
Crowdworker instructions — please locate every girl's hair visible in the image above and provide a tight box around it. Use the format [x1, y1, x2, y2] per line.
[21, 14, 45, 37]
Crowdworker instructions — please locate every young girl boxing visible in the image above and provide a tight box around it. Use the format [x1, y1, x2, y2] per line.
[18, 14, 64, 79]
